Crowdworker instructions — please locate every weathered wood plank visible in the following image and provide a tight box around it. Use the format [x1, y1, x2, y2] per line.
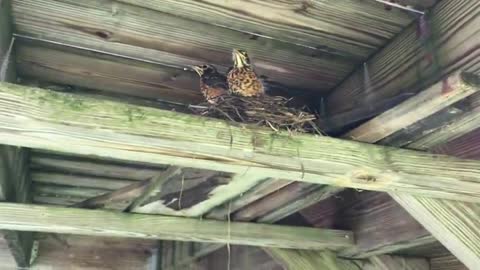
[133, 173, 268, 217]
[32, 172, 137, 190]
[206, 178, 292, 220]
[256, 186, 343, 224]
[391, 195, 480, 270]
[16, 41, 203, 104]
[369, 255, 429, 270]
[12, 0, 351, 92]
[0, 0, 15, 82]
[117, 0, 413, 58]
[0, 203, 354, 250]
[30, 153, 166, 181]
[2, 83, 480, 202]
[345, 72, 480, 143]
[327, 0, 480, 115]
[430, 255, 468, 270]
[266, 248, 365, 270]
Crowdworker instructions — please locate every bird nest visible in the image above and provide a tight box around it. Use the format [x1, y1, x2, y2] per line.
[189, 95, 322, 134]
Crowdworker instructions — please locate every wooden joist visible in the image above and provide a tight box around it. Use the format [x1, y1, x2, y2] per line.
[0, 203, 354, 250]
[2, 83, 480, 202]
[327, 0, 480, 115]
[266, 249, 365, 270]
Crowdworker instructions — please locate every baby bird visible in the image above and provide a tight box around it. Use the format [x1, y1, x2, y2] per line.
[227, 49, 265, 97]
[192, 64, 229, 104]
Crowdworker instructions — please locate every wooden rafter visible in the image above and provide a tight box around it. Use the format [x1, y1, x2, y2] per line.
[339, 72, 480, 268]
[327, 0, 480, 115]
[0, 203, 354, 250]
[2, 83, 480, 202]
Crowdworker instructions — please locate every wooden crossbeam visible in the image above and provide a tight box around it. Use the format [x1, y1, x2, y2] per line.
[340, 72, 480, 268]
[0, 203, 354, 250]
[327, 0, 480, 115]
[2, 83, 480, 202]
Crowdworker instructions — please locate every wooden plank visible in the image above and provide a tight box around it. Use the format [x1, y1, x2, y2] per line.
[391, 195, 480, 270]
[266, 248, 365, 270]
[16, 41, 203, 104]
[30, 153, 166, 181]
[0, 203, 354, 250]
[206, 178, 292, 220]
[32, 172, 137, 190]
[345, 72, 480, 143]
[133, 173, 268, 217]
[32, 234, 157, 270]
[369, 255, 429, 270]
[12, 0, 352, 93]
[327, 0, 480, 115]
[232, 182, 320, 221]
[117, 0, 413, 58]
[256, 186, 342, 224]
[430, 255, 468, 270]
[0, 146, 35, 268]
[3, 83, 480, 202]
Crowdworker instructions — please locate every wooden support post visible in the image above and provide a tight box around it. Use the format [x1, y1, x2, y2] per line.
[0, 203, 354, 250]
[327, 0, 480, 115]
[0, 146, 35, 267]
[2, 83, 480, 202]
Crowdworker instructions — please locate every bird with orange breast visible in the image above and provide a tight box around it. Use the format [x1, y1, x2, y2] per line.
[227, 49, 265, 97]
[192, 64, 229, 104]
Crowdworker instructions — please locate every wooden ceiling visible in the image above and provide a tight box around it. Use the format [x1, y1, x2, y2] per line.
[11, 0, 424, 104]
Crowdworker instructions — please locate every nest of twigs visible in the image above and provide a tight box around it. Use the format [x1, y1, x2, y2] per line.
[189, 95, 322, 134]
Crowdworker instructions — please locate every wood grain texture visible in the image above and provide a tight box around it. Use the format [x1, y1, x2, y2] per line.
[31, 234, 157, 270]
[0, 203, 354, 250]
[31, 172, 137, 190]
[345, 72, 480, 143]
[266, 248, 366, 270]
[15, 42, 203, 104]
[391, 194, 480, 270]
[369, 255, 429, 270]
[3, 83, 480, 202]
[206, 178, 292, 220]
[117, 0, 413, 58]
[327, 0, 480, 115]
[11, 0, 353, 93]
[430, 255, 468, 270]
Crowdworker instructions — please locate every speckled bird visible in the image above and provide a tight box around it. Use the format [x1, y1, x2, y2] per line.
[227, 49, 265, 97]
[192, 64, 229, 104]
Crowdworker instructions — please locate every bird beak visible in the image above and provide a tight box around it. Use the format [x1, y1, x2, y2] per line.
[191, 65, 203, 76]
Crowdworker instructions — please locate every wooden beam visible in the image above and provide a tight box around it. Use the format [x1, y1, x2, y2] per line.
[0, 203, 354, 250]
[391, 195, 480, 270]
[337, 72, 480, 266]
[327, 0, 480, 115]
[0, 146, 35, 267]
[345, 72, 480, 143]
[2, 83, 480, 202]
